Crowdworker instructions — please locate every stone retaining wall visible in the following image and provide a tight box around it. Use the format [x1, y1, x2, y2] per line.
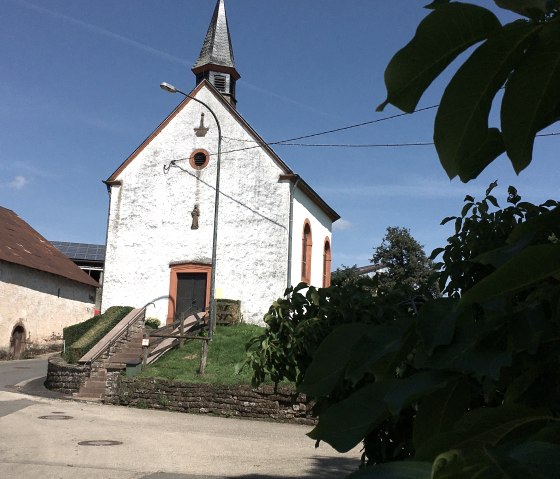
[45, 356, 90, 395]
[106, 377, 315, 425]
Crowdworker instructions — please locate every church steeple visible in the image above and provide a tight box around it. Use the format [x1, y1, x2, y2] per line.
[192, 0, 240, 107]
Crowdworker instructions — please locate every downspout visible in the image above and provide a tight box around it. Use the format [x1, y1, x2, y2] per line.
[286, 175, 301, 289]
[100, 180, 121, 313]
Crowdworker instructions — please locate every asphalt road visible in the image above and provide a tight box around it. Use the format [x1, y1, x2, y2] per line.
[0, 357, 49, 392]
[0, 359, 361, 478]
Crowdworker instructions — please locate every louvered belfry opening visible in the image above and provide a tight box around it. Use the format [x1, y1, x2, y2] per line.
[194, 152, 207, 167]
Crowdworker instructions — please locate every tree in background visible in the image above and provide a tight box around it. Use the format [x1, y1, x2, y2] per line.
[372, 227, 437, 298]
[331, 264, 361, 287]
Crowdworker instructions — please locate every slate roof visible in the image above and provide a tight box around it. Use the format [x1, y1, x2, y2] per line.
[192, 0, 237, 72]
[0, 207, 99, 287]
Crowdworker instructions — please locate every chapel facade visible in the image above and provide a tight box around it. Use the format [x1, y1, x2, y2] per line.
[100, 0, 339, 324]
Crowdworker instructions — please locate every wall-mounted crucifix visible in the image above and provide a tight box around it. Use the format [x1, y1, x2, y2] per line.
[194, 113, 209, 137]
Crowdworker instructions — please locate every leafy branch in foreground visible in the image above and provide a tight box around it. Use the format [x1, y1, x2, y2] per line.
[378, 0, 560, 181]
[298, 186, 560, 477]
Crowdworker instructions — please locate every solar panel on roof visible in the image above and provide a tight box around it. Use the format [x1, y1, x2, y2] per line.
[51, 241, 106, 262]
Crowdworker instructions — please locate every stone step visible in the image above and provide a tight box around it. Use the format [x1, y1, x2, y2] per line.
[105, 362, 128, 370]
[76, 381, 106, 399]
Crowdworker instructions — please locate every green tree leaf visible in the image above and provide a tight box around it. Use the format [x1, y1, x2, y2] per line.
[414, 314, 511, 380]
[456, 128, 506, 181]
[494, 0, 548, 19]
[298, 323, 373, 397]
[307, 382, 390, 452]
[506, 206, 560, 245]
[413, 378, 472, 451]
[378, 3, 501, 113]
[507, 441, 560, 479]
[502, 24, 560, 173]
[434, 23, 541, 180]
[461, 244, 560, 304]
[383, 371, 451, 416]
[431, 447, 538, 479]
[308, 372, 450, 452]
[416, 405, 552, 461]
[344, 318, 413, 385]
[416, 297, 460, 355]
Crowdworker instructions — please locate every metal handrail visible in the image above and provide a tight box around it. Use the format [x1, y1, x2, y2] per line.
[171, 302, 205, 328]
[86, 304, 150, 365]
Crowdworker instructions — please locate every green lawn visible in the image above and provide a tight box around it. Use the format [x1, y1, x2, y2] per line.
[140, 323, 263, 385]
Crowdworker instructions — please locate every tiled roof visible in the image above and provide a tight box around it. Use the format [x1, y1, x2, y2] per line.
[0, 207, 99, 287]
[51, 241, 105, 263]
[192, 0, 236, 71]
[356, 264, 385, 275]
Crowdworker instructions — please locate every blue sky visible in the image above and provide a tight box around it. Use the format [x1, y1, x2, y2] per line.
[1, 0, 558, 268]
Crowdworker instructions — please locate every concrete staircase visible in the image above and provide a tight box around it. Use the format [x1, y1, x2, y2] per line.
[75, 366, 107, 400]
[74, 308, 207, 400]
[74, 308, 145, 400]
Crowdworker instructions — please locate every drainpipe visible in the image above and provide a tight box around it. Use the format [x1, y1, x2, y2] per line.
[99, 180, 121, 313]
[286, 175, 301, 289]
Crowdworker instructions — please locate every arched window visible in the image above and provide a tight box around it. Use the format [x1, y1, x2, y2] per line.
[301, 220, 312, 283]
[323, 238, 332, 287]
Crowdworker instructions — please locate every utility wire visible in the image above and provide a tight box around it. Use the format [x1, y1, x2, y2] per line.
[278, 141, 434, 148]
[274, 131, 560, 148]
[212, 104, 559, 156]
[202, 105, 440, 158]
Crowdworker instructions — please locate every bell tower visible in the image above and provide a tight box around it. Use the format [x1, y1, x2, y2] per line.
[192, 0, 240, 107]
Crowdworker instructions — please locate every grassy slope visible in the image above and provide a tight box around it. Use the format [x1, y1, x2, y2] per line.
[140, 324, 263, 386]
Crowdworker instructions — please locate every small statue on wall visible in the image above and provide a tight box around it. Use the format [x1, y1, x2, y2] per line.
[191, 204, 200, 230]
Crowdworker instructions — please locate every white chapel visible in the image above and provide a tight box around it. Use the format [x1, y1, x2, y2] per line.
[100, 0, 339, 325]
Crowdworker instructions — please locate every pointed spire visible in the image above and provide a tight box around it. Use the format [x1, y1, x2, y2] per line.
[192, 0, 240, 106]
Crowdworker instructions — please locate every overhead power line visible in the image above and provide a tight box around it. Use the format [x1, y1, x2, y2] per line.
[275, 131, 560, 148]
[211, 105, 439, 157]
[278, 141, 434, 148]
[216, 105, 559, 155]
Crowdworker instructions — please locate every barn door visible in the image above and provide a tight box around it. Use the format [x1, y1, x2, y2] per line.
[176, 272, 207, 320]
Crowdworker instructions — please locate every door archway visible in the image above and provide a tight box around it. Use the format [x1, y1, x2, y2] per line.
[10, 325, 26, 359]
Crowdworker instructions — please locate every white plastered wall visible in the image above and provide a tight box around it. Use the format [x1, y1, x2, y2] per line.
[0, 261, 96, 351]
[101, 85, 292, 324]
[290, 188, 333, 288]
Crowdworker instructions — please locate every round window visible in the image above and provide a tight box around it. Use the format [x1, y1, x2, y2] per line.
[194, 152, 206, 167]
[189, 149, 210, 170]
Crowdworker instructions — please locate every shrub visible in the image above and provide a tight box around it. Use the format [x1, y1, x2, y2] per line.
[144, 317, 161, 329]
[62, 306, 133, 364]
[243, 278, 412, 389]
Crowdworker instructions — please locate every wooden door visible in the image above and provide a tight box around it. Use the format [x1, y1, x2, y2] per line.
[176, 272, 207, 320]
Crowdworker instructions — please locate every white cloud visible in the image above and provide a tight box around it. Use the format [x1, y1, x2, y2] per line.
[333, 218, 352, 231]
[1, 175, 29, 190]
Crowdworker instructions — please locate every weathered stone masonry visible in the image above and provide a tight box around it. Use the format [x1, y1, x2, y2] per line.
[45, 356, 90, 395]
[46, 357, 315, 425]
[106, 377, 315, 425]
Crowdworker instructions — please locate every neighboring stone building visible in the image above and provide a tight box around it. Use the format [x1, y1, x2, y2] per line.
[52, 241, 105, 312]
[101, 0, 339, 325]
[0, 207, 99, 358]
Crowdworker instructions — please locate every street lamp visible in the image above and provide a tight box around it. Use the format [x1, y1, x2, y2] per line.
[160, 82, 221, 340]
